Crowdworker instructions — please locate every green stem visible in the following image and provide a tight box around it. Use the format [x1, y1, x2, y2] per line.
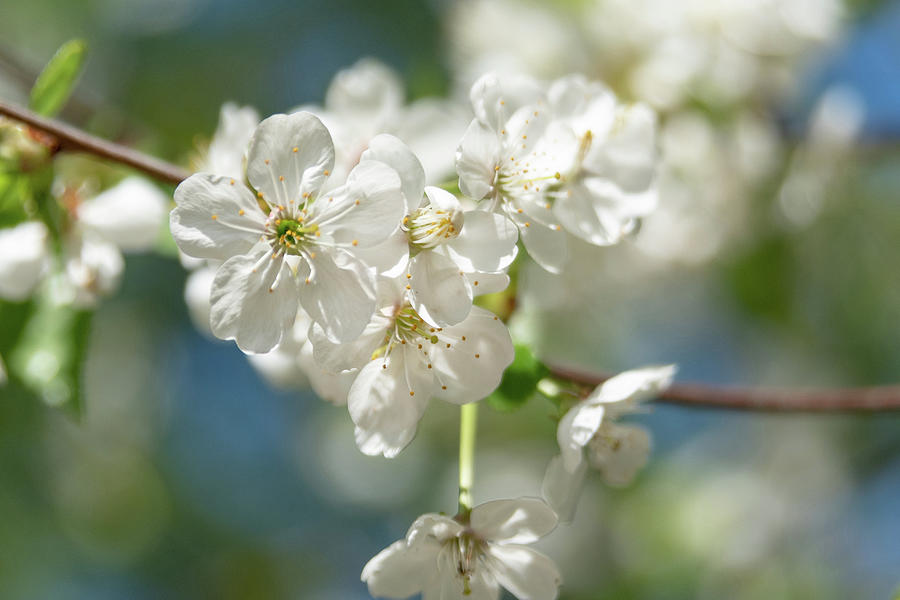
[457, 402, 478, 515]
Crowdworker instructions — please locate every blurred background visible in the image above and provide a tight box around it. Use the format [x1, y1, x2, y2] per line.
[1, 0, 899, 598]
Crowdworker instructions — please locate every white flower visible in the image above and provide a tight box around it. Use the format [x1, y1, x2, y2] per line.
[170, 111, 405, 352]
[76, 176, 168, 252]
[245, 310, 311, 390]
[359, 134, 518, 327]
[362, 497, 561, 600]
[542, 365, 675, 521]
[63, 235, 124, 307]
[0, 221, 50, 301]
[457, 74, 659, 272]
[297, 58, 468, 185]
[544, 75, 658, 247]
[197, 103, 260, 179]
[310, 277, 514, 458]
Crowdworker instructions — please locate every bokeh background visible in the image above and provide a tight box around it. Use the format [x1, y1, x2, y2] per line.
[1, 0, 899, 598]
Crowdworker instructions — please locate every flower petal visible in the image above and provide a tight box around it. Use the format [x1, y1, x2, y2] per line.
[309, 311, 392, 373]
[246, 112, 335, 207]
[432, 306, 514, 404]
[78, 177, 167, 251]
[446, 211, 518, 273]
[486, 544, 561, 600]
[171, 174, 266, 260]
[552, 179, 635, 247]
[183, 265, 216, 336]
[456, 120, 500, 200]
[422, 186, 460, 213]
[557, 400, 605, 472]
[590, 364, 676, 406]
[325, 58, 403, 119]
[586, 103, 657, 193]
[408, 250, 473, 328]
[298, 344, 356, 406]
[349, 347, 433, 458]
[541, 454, 588, 523]
[361, 134, 426, 213]
[0, 221, 48, 301]
[466, 271, 510, 296]
[298, 250, 377, 343]
[209, 243, 297, 353]
[470, 498, 557, 544]
[353, 230, 410, 279]
[200, 102, 259, 179]
[406, 513, 464, 545]
[588, 423, 652, 487]
[505, 205, 567, 274]
[315, 159, 404, 248]
[362, 539, 436, 599]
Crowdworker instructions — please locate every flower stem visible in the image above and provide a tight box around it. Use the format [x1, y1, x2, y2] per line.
[457, 402, 478, 515]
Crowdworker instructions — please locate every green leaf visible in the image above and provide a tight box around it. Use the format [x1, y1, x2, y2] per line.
[486, 344, 549, 412]
[29, 39, 88, 117]
[0, 172, 31, 228]
[8, 285, 93, 416]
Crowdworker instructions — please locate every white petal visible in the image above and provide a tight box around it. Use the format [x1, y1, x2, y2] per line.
[352, 230, 410, 279]
[349, 347, 433, 458]
[422, 186, 460, 213]
[406, 513, 464, 545]
[466, 271, 510, 296]
[298, 250, 377, 343]
[486, 544, 561, 600]
[361, 134, 425, 213]
[590, 364, 676, 406]
[423, 568, 498, 600]
[0, 222, 49, 301]
[314, 160, 404, 248]
[298, 344, 355, 406]
[246, 346, 308, 390]
[209, 243, 297, 353]
[171, 174, 266, 260]
[78, 177, 167, 251]
[393, 98, 469, 184]
[469, 73, 542, 132]
[64, 236, 124, 307]
[456, 120, 500, 200]
[541, 454, 588, 523]
[446, 211, 518, 273]
[183, 265, 216, 336]
[557, 400, 605, 472]
[505, 205, 566, 274]
[408, 250, 473, 328]
[586, 103, 657, 193]
[362, 539, 436, 599]
[552, 180, 634, 247]
[470, 498, 557, 544]
[432, 306, 514, 404]
[588, 423, 652, 487]
[246, 112, 335, 207]
[200, 102, 259, 179]
[325, 58, 403, 119]
[309, 311, 392, 373]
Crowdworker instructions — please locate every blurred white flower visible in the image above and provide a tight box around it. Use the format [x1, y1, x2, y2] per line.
[0, 221, 50, 301]
[362, 497, 561, 600]
[245, 310, 311, 390]
[297, 58, 468, 185]
[310, 277, 514, 458]
[76, 177, 168, 252]
[196, 102, 259, 180]
[171, 112, 405, 352]
[543, 365, 675, 521]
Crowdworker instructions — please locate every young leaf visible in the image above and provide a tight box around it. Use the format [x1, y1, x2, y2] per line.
[486, 344, 549, 412]
[29, 39, 88, 117]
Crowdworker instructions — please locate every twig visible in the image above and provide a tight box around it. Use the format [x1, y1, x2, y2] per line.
[548, 365, 900, 413]
[0, 100, 189, 185]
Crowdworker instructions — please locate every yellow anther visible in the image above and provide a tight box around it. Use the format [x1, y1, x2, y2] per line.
[239, 209, 245, 216]
[292, 147, 298, 153]
[265, 159, 270, 164]
[279, 175, 285, 181]
[352, 239, 358, 246]
[409, 391, 415, 396]
[324, 170, 330, 176]
[525, 222, 531, 227]
[230, 179, 235, 185]
[475, 353, 480, 358]
[211, 214, 218, 220]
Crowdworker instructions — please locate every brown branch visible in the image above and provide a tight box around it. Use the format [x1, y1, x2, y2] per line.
[0, 100, 189, 186]
[547, 365, 900, 413]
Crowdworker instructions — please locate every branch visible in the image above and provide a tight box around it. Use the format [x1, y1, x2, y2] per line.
[0, 100, 189, 186]
[548, 365, 900, 413]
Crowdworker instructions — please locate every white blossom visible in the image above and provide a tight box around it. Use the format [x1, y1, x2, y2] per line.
[0, 221, 50, 301]
[457, 73, 658, 272]
[359, 134, 518, 327]
[362, 497, 561, 600]
[543, 365, 675, 521]
[296, 58, 468, 185]
[197, 102, 260, 179]
[171, 111, 405, 353]
[310, 277, 514, 458]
